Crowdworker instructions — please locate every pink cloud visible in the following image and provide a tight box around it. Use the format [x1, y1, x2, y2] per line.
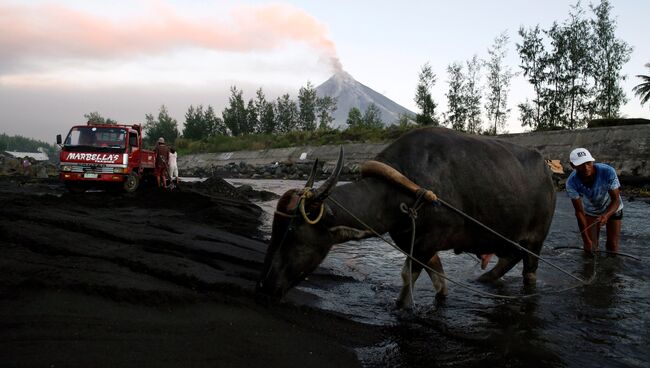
[0, 1, 342, 72]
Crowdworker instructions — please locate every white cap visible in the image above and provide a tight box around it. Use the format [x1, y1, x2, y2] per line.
[158, 137, 165, 143]
[569, 148, 595, 166]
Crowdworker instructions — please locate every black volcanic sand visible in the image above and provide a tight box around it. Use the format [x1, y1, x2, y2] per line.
[0, 177, 382, 368]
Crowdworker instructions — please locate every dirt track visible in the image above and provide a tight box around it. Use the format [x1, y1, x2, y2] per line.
[0, 177, 381, 367]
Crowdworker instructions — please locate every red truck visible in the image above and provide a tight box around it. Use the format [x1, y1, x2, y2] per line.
[56, 122, 156, 193]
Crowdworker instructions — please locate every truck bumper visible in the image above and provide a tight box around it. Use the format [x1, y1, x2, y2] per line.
[60, 172, 126, 182]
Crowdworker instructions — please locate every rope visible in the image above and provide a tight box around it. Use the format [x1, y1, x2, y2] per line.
[327, 195, 597, 300]
[399, 189, 429, 306]
[436, 198, 587, 284]
[329, 197, 539, 299]
[552, 246, 640, 260]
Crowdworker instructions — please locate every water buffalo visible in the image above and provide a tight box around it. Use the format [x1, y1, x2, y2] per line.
[257, 127, 556, 306]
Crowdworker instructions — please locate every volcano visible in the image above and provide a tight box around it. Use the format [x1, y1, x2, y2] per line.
[315, 71, 415, 129]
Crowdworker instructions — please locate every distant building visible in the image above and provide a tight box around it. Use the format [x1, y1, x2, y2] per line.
[4, 149, 49, 161]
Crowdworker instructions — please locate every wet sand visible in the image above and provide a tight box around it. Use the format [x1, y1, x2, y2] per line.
[0, 177, 382, 367]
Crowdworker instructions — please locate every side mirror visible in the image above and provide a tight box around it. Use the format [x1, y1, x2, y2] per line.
[56, 134, 62, 145]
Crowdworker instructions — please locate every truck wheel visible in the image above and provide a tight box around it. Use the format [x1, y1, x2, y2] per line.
[123, 174, 140, 193]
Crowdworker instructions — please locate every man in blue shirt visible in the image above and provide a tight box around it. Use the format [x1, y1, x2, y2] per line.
[566, 148, 623, 254]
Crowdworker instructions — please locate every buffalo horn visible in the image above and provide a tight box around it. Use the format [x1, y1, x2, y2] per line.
[313, 146, 344, 200]
[305, 158, 319, 188]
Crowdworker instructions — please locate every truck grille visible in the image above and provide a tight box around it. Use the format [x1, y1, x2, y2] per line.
[68, 165, 123, 174]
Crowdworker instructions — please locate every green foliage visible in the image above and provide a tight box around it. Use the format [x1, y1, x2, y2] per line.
[255, 88, 276, 134]
[414, 62, 439, 126]
[0, 133, 56, 158]
[484, 31, 514, 135]
[465, 55, 483, 134]
[84, 111, 117, 125]
[516, 0, 632, 130]
[632, 63, 650, 107]
[590, 0, 632, 118]
[346, 105, 383, 129]
[245, 99, 258, 135]
[298, 82, 317, 131]
[517, 25, 546, 128]
[445, 62, 466, 131]
[177, 123, 417, 154]
[144, 105, 179, 147]
[183, 105, 217, 140]
[222, 86, 248, 136]
[362, 103, 384, 129]
[275, 93, 299, 133]
[316, 95, 337, 130]
[346, 107, 363, 129]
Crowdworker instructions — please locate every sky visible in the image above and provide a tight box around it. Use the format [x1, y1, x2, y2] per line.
[1, 0, 648, 143]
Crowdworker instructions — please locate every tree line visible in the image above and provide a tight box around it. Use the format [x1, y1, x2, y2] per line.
[413, 0, 641, 135]
[64, 0, 650, 150]
[140, 82, 394, 146]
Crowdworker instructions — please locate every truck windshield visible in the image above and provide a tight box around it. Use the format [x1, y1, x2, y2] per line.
[64, 126, 127, 152]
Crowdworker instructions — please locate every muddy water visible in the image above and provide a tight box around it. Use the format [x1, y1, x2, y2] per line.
[228, 179, 650, 368]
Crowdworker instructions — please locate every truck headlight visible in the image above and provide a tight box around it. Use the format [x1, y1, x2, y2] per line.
[61, 165, 72, 172]
[113, 167, 126, 174]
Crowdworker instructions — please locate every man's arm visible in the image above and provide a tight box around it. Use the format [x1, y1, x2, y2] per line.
[598, 188, 621, 226]
[571, 198, 592, 249]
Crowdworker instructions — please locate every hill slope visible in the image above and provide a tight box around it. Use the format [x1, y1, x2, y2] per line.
[315, 71, 415, 128]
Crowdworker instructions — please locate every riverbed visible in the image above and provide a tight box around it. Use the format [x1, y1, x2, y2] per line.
[228, 178, 650, 368]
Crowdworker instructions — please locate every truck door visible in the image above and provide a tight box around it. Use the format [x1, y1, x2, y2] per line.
[128, 132, 139, 154]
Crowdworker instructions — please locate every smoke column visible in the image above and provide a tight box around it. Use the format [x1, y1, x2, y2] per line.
[0, 2, 343, 74]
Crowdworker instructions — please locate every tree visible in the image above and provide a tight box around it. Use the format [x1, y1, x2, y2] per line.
[275, 94, 299, 133]
[183, 105, 214, 140]
[518, 99, 536, 129]
[543, 21, 570, 129]
[632, 63, 650, 108]
[465, 55, 483, 134]
[206, 105, 227, 136]
[445, 62, 466, 131]
[255, 88, 276, 134]
[245, 99, 257, 135]
[484, 31, 515, 135]
[346, 107, 363, 129]
[559, 2, 593, 129]
[222, 86, 247, 136]
[517, 25, 548, 129]
[298, 81, 317, 131]
[590, 0, 633, 119]
[414, 62, 439, 126]
[84, 112, 117, 125]
[396, 113, 414, 127]
[362, 103, 383, 128]
[144, 105, 179, 146]
[315, 96, 337, 130]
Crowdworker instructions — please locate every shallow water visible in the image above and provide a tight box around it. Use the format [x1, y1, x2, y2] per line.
[228, 178, 650, 368]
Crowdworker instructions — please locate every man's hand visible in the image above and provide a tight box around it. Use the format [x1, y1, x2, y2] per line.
[598, 214, 609, 226]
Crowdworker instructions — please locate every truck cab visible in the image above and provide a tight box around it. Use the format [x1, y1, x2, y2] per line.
[57, 123, 156, 192]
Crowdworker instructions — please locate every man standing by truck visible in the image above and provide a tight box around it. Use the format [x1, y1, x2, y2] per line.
[154, 137, 170, 189]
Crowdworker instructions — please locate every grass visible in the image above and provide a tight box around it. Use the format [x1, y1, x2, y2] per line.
[174, 125, 417, 154]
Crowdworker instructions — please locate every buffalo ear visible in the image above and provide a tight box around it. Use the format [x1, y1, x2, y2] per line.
[328, 226, 374, 243]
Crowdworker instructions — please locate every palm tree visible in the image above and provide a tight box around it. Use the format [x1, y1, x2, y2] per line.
[632, 62, 650, 107]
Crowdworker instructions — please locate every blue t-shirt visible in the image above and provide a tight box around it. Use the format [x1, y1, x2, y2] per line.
[566, 163, 623, 216]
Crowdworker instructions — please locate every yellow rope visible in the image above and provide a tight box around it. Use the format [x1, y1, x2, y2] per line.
[299, 189, 325, 225]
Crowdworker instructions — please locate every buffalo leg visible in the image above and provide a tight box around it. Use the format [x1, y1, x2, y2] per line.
[477, 253, 522, 283]
[521, 243, 541, 285]
[423, 254, 448, 298]
[396, 258, 422, 308]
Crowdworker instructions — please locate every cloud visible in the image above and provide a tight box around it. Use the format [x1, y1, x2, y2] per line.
[0, 1, 342, 76]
